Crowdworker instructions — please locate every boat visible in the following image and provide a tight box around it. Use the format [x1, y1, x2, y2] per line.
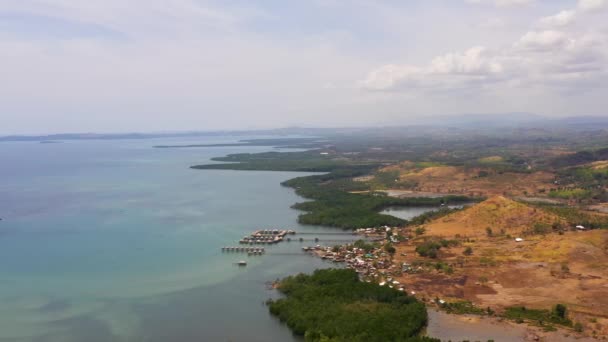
[237, 260, 247, 266]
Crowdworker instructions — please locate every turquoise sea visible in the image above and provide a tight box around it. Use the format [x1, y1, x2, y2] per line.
[0, 137, 438, 342]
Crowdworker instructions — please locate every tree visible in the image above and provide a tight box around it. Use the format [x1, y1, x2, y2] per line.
[463, 247, 473, 256]
[416, 241, 441, 258]
[553, 304, 567, 319]
[415, 227, 426, 236]
[384, 244, 396, 259]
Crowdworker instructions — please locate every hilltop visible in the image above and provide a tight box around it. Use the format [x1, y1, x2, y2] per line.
[376, 162, 555, 198]
[422, 196, 565, 238]
[390, 196, 608, 336]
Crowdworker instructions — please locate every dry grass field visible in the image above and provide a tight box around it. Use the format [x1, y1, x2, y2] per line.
[380, 163, 556, 197]
[393, 197, 608, 338]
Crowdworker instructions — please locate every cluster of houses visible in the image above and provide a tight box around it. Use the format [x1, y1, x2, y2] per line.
[302, 238, 406, 290]
[354, 226, 396, 242]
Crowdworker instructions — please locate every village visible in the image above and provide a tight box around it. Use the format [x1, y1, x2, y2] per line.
[301, 195, 608, 339]
[302, 226, 413, 293]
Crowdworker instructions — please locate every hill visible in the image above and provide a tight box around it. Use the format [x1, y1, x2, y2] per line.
[551, 147, 608, 168]
[422, 196, 565, 237]
[378, 163, 555, 198]
[393, 196, 608, 335]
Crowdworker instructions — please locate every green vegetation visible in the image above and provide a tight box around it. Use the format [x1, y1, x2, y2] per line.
[267, 269, 437, 342]
[191, 150, 361, 172]
[415, 241, 442, 258]
[534, 204, 608, 229]
[353, 239, 377, 253]
[415, 239, 458, 259]
[384, 243, 396, 257]
[414, 227, 426, 236]
[409, 207, 465, 226]
[503, 305, 573, 328]
[432, 262, 454, 274]
[439, 301, 487, 315]
[550, 147, 608, 168]
[370, 170, 401, 189]
[548, 188, 593, 200]
[193, 150, 473, 229]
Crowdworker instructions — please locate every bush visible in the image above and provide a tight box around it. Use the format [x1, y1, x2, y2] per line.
[463, 247, 473, 256]
[384, 244, 396, 256]
[503, 305, 572, 327]
[353, 240, 376, 253]
[554, 304, 567, 319]
[441, 301, 486, 315]
[416, 241, 442, 258]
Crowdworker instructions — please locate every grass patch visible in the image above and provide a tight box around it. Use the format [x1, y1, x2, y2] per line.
[440, 301, 488, 315]
[503, 305, 572, 328]
[478, 156, 505, 164]
[548, 188, 593, 200]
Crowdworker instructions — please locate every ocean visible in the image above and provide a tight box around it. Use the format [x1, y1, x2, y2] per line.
[0, 137, 437, 342]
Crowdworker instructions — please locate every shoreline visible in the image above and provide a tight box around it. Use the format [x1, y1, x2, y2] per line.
[301, 227, 605, 341]
[426, 309, 598, 342]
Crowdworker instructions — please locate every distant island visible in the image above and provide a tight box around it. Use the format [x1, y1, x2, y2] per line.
[153, 137, 323, 149]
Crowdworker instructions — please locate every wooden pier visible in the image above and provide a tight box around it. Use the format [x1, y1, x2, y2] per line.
[238, 229, 295, 245]
[221, 246, 266, 255]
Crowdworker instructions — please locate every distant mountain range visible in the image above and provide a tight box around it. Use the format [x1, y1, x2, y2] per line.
[2, 114, 607, 142]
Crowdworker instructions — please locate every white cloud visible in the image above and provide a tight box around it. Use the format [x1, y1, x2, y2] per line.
[360, 47, 506, 91]
[517, 30, 569, 49]
[360, 0, 606, 96]
[361, 27, 607, 93]
[535, 0, 606, 30]
[0, 0, 606, 133]
[539, 10, 576, 27]
[430, 47, 504, 74]
[578, 0, 607, 12]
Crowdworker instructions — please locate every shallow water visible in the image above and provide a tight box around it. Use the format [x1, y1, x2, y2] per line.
[426, 309, 599, 342]
[0, 137, 357, 341]
[382, 204, 467, 220]
[426, 309, 527, 342]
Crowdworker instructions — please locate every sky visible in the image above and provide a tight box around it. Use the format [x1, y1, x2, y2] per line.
[0, 0, 607, 134]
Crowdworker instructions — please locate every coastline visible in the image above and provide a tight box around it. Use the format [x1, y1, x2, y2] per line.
[426, 309, 598, 342]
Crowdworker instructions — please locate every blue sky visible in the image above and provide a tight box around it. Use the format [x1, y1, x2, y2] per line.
[0, 0, 606, 134]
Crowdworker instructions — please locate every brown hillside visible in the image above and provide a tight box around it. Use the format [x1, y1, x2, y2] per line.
[423, 196, 565, 237]
[380, 163, 554, 197]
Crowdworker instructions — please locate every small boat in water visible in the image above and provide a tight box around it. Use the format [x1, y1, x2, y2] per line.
[237, 260, 247, 266]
